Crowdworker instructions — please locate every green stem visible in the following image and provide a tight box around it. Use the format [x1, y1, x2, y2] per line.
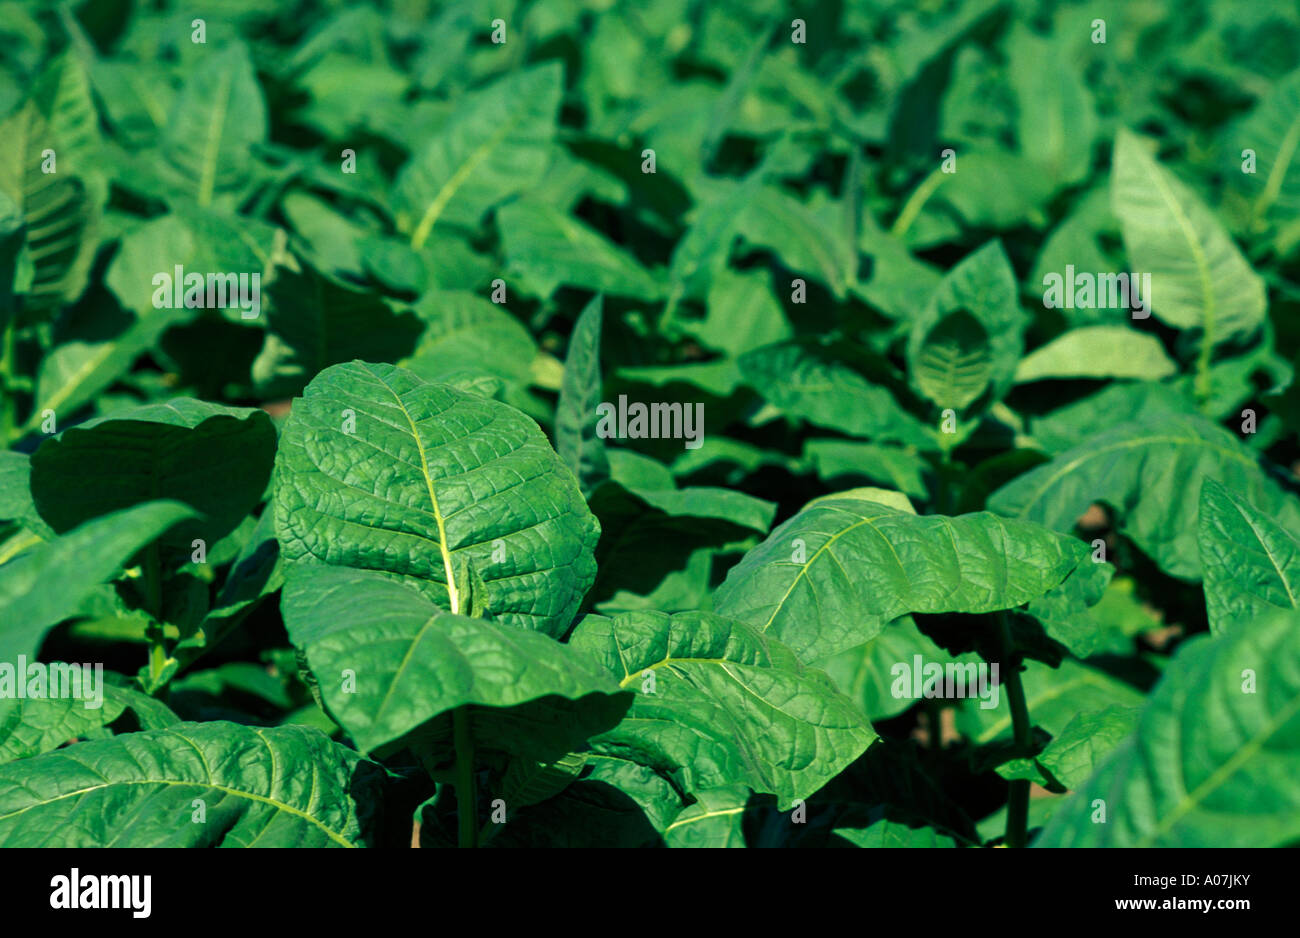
[143, 542, 168, 687]
[1194, 331, 1214, 412]
[1000, 615, 1032, 848]
[453, 707, 477, 848]
[891, 166, 947, 239]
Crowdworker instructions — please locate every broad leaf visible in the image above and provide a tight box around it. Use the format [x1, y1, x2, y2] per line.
[568, 610, 877, 809]
[281, 566, 628, 757]
[714, 494, 1089, 661]
[1035, 610, 1300, 847]
[30, 399, 276, 552]
[274, 361, 599, 636]
[1111, 129, 1266, 343]
[0, 722, 380, 846]
[990, 413, 1300, 579]
[393, 64, 562, 246]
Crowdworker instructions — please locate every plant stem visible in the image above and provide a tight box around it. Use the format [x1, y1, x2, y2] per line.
[453, 707, 477, 848]
[1000, 614, 1032, 848]
[143, 542, 168, 687]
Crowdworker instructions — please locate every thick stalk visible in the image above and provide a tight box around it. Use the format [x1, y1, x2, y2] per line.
[453, 707, 477, 848]
[1000, 615, 1032, 848]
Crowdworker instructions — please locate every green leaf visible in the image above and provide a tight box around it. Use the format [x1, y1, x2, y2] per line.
[394, 64, 562, 247]
[0, 103, 101, 309]
[253, 262, 424, 396]
[1198, 478, 1300, 634]
[1015, 326, 1177, 383]
[739, 343, 937, 449]
[834, 819, 960, 848]
[498, 199, 662, 299]
[907, 241, 1026, 410]
[30, 399, 276, 552]
[910, 309, 993, 411]
[1035, 610, 1300, 847]
[568, 610, 877, 809]
[736, 187, 852, 299]
[990, 413, 1300, 579]
[555, 295, 610, 497]
[1111, 129, 1266, 344]
[714, 495, 1089, 661]
[804, 440, 929, 499]
[281, 566, 627, 757]
[0, 722, 380, 846]
[273, 361, 599, 637]
[1034, 705, 1140, 791]
[1007, 24, 1096, 188]
[159, 43, 267, 207]
[0, 681, 178, 765]
[400, 291, 537, 389]
[0, 501, 197, 660]
[663, 786, 752, 847]
[1235, 67, 1300, 224]
[957, 658, 1145, 746]
[684, 267, 791, 358]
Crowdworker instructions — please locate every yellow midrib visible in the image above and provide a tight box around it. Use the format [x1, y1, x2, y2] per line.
[0, 777, 355, 847]
[1147, 153, 1215, 343]
[378, 374, 460, 614]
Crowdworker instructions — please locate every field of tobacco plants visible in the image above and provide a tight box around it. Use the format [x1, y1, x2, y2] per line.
[0, 0, 1298, 852]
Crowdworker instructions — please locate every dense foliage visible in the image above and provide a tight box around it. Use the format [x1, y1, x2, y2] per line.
[1, 0, 1299, 848]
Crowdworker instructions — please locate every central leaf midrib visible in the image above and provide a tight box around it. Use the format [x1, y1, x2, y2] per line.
[374, 372, 461, 614]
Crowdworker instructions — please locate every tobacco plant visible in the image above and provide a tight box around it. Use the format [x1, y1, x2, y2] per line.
[0, 0, 1299, 848]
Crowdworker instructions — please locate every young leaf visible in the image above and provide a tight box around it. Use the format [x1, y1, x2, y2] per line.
[273, 361, 599, 636]
[1014, 326, 1176, 383]
[0, 722, 381, 847]
[555, 295, 610, 496]
[907, 241, 1026, 410]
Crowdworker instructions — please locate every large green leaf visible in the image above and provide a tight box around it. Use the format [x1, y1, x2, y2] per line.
[393, 64, 562, 247]
[568, 610, 877, 809]
[273, 361, 598, 636]
[0, 722, 380, 846]
[0, 501, 195, 660]
[1199, 478, 1300, 634]
[713, 493, 1088, 661]
[990, 413, 1300, 579]
[1035, 610, 1300, 847]
[30, 399, 276, 552]
[1111, 129, 1266, 343]
[281, 566, 628, 757]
